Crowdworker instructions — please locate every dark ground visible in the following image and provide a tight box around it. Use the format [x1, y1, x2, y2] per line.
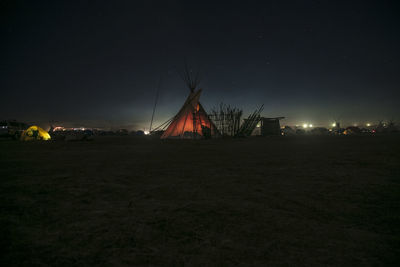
[1, 135, 399, 266]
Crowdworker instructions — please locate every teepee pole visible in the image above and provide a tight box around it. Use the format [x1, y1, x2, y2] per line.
[149, 75, 162, 132]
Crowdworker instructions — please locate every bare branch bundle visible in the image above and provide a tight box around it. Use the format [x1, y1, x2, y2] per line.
[209, 103, 243, 136]
[236, 105, 264, 137]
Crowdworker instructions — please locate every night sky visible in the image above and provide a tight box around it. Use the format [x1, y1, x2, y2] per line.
[1, 0, 399, 130]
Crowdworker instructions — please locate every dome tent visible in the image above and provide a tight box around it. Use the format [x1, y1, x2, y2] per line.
[20, 125, 51, 141]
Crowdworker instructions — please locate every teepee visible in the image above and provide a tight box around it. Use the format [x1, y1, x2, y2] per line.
[160, 67, 219, 139]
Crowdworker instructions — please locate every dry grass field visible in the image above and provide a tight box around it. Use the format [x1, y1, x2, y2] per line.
[1, 135, 399, 266]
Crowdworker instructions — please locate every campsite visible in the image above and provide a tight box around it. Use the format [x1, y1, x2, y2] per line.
[1, 56, 399, 267]
[2, 1, 400, 266]
[1, 57, 399, 267]
[1, 134, 399, 266]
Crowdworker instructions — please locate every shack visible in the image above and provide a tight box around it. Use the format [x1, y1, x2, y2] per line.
[259, 117, 285, 136]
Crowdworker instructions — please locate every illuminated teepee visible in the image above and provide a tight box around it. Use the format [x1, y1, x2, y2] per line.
[160, 67, 219, 139]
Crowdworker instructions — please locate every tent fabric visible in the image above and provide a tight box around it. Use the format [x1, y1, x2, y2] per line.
[161, 89, 218, 139]
[20, 125, 51, 141]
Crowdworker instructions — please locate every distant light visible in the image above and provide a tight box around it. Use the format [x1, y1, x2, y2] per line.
[332, 123, 336, 127]
[144, 130, 150, 135]
[366, 123, 371, 127]
[303, 124, 308, 128]
[309, 124, 313, 128]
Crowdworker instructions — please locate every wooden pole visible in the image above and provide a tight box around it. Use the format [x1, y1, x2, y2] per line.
[149, 75, 162, 132]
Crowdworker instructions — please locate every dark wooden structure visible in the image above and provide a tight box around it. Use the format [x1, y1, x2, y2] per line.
[260, 117, 285, 136]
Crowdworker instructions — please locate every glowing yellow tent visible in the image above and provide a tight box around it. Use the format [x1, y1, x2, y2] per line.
[20, 126, 51, 141]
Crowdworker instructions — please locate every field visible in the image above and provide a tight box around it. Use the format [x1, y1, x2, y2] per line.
[1, 135, 399, 266]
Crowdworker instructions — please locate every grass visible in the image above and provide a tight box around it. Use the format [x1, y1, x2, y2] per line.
[1, 135, 399, 266]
